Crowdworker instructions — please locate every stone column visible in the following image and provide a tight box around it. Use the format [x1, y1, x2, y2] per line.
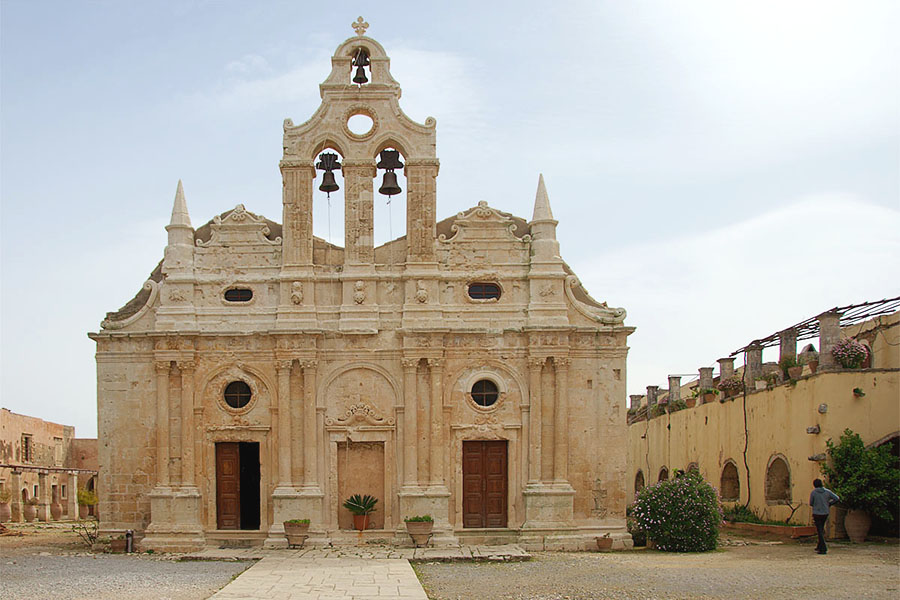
[280, 161, 316, 266]
[646, 385, 659, 407]
[718, 357, 735, 381]
[401, 358, 419, 488]
[428, 358, 444, 487]
[179, 361, 196, 487]
[629, 394, 643, 409]
[342, 160, 377, 265]
[66, 472, 79, 519]
[154, 361, 171, 488]
[405, 159, 439, 262]
[527, 357, 544, 484]
[667, 376, 681, 404]
[301, 360, 319, 490]
[744, 343, 763, 384]
[276, 360, 293, 488]
[36, 471, 49, 521]
[779, 328, 798, 364]
[818, 311, 842, 370]
[698, 367, 714, 391]
[9, 470, 22, 522]
[553, 357, 570, 484]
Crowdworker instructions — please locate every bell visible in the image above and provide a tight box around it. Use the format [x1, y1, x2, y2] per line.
[319, 171, 339, 194]
[353, 66, 368, 85]
[379, 171, 401, 196]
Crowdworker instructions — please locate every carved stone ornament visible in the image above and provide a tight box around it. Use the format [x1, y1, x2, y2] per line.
[290, 281, 303, 305]
[101, 280, 159, 330]
[438, 201, 532, 244]
[325, 402, 394, 427]
[196, 204, 282, 248]
[353, 280, 366, 304]
[415, 280, 428, 304]
[564, 275, 627, 325]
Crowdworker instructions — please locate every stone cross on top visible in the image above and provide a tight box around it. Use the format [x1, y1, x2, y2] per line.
[352, 16, 369, 36]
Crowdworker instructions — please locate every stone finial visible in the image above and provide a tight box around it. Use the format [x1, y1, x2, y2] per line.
[646, 385, 659, 407]
[629, 394, 643, 409]
[352, 16, 369, 36]
[168, 180, 192, 229]
[718, 357, 735, 380]
[698, 367, 714, 390]
[532, 174, 554, 222]
[817, 311, 842, 370]
[667, 376, 682, 403]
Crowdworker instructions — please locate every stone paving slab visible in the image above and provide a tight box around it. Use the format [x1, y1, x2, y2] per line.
[211, 556, 427, 599]
[182, 544, 530, 563]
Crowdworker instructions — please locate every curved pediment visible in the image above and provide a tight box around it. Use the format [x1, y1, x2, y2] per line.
[195, 204, 282, 248]
[438, 201, 532, 244]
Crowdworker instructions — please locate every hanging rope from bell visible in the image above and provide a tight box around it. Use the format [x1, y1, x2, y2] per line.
[376, 149, 403, 201]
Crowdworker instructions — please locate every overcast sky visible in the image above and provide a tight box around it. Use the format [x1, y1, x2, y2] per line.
[2, 1, 898, 437]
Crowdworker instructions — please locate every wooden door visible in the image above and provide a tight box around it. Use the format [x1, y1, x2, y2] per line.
[216, 442, 241, 530]
[462, 441, 507, 528]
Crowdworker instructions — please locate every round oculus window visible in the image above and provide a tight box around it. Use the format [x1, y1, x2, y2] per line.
[224, 381, 252, 409]
[470, 379, 499, 407]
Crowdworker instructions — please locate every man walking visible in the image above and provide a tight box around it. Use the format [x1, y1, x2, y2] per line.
[810, 478, 840, 554]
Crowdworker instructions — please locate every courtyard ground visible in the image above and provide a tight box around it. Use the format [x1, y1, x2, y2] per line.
[0, 522, 897, 600]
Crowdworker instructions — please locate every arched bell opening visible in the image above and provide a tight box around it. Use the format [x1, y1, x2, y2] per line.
[312, 146, 346, 255]
[372, 146, 408, 264]
[350, 46, 371, 86]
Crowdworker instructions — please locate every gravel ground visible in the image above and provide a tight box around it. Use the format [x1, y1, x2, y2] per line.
[0, 523, 252, 600]
[414, 538, 900, 600]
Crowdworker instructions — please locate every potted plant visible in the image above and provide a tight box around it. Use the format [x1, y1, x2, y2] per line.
[23, 497, 38, 522]
[77, 489, 98, 519]
[831, 338, 868, 369]
[821, 429, 900, 543]
[596, 532, 614, 551]
[799, 350, 819, 374]
[0, 489, 11, 523]
[717, 375, 744, 398]
[779, 356, 802, 381]
[668, 399, 688, 413]
[283, 518, 310, 547]
[852, 387, 866, 398]
[343, 494, 378, 531]
[404, 515, 434, 547]
[754, 376, 768, 391]
[650, 404, 667, 418]
[695, 388, 718, 404]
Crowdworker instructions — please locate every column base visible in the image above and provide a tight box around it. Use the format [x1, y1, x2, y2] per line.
[141, 486, 205, 552]
[396, 486, 457, 547]
[522, 482, 575, 529]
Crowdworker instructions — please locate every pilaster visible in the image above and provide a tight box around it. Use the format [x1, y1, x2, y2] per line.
[66, 472, 78, 520]
[278, 161, 318, 329]
[401, 358, 419, 490]
[9, 470, 22, 522]
[36, 472, 50, 521]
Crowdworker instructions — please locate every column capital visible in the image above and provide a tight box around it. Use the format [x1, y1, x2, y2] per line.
[528, 356, 546, 368]
[155, 361, 171, 374]
[427, 357, 444, 368]
[177, 360, 196, 373]
[275, 359, 294, 372]
[401, 357, 420, 369]
[279, 159, 315, 172]
[554, 357, 570, 369]
[300, 359, 318, 370]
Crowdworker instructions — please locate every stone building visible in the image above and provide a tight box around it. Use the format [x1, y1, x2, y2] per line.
[90, 22, 632, 551]
[626, 300, 899, 536]
[0, 408, 98, 522]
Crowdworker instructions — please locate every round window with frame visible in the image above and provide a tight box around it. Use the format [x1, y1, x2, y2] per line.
[224, 381, 252, 409]
[470, 379, 500, 408]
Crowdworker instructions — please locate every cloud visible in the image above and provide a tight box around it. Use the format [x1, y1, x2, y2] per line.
[572, 193, 900, 396]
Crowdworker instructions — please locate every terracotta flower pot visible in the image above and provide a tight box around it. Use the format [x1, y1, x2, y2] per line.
[808, 360, 818, 374]
[684, 397, 696, 408]
[787, 366, 803, 380]
[78, 505, 90, 519]
[0, 503, 10, 523]
[283, 521, 310, 547]
[406, 521, 434, 547]
[702, 393, 715, 404]
[50, 502, 63, 520]
[23, 504, 36, 522]
[352, 514, 370, 531]
[844, 509, 871, 543]
[596, 536, 614, 551]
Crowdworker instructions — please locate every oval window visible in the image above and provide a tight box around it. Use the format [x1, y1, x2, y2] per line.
[471, 379, 499, 407]
[467, 282, 501, 300]
[224, 288, 253, 302]
[224, 381, 252, 409]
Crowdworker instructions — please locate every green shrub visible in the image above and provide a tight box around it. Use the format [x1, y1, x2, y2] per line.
[404, 515, 433, 522]
[77, 489, 98, 506]
[821, 429, 900, 521]
[625, 505, 646, 547]
[284, 518, 310, 524]
[668, 399, 688, 413]
[630, 470, 722, 552]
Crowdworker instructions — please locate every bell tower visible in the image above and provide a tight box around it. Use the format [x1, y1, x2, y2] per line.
[277, 18, 440, 331]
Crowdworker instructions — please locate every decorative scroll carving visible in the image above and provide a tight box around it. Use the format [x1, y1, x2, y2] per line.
[325, 402, 395, 427]
[554, 357, 571, 368]
[528, 357, 546, 368]
[177, 361, 196, 373]
[427, 357, 443, 368]
[437, 201, 532, 244]
[290, 281, 303, 305]
[275, 360, 294, 372]
[564, 275, 627, 325]
[101, 280, 159, 330]
[196, 204, 282, 248]
[400, 358, 419, 369]
[415, 280, 428, 303]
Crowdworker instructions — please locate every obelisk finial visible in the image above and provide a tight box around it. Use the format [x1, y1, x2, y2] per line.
[352, 16, 369, 36]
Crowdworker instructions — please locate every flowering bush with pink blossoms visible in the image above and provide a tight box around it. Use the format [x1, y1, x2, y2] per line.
[831, 338, 868, 369]
[630, 470, 723, 552]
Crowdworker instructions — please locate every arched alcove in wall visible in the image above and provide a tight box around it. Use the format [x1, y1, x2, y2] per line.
[720, 461, 740, 501]
[634, 470, 645, 493]
[658, 467, 669, 482]
[765, 454, 791, 504]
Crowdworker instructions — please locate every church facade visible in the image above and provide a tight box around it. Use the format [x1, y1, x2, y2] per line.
[90, 23, 633, 551]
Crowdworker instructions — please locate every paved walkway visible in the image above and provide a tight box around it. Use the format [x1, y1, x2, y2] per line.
[211, 556, 427, 599]
[185, 543, 530, 562]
